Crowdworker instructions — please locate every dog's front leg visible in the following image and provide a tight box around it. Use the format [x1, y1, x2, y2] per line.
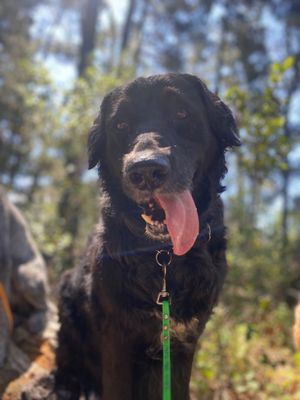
[101, 328, 133, 400]
[133, 352, 193, 400]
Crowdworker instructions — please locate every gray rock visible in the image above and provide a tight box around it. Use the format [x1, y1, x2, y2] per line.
[0, 186, 50, 367]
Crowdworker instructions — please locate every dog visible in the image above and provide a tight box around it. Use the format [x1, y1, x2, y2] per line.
[53, 73, 240, 400]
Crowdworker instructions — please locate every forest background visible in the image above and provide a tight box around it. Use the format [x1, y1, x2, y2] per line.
[1, 0, 300, 398]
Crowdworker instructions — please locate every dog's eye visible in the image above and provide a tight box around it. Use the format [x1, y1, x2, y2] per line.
[175, 110, 188, 120]
[116, 122, 129, 131]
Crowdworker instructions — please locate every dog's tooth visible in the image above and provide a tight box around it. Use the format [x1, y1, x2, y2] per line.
[141, 213, 155, 225]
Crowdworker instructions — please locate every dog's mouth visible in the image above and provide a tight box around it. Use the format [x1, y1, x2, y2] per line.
[140, 198, 169, 237]
[139, 191, 199, 256]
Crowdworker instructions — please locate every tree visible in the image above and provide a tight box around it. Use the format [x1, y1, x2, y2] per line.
[78, 0, 103, 76]
[0, 0, 44, 187]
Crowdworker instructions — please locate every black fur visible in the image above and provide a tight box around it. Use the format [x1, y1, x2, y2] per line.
[54, 73, 240, 400]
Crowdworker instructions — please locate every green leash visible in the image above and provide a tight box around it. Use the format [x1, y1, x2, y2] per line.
[162, 298, 171, 400]
[156, 250, 172, 400]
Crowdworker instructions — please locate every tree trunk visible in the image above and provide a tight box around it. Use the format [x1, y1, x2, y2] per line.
[78, 0, 101, 77]
[59, 0, 101, 268]
[120, 0, 136, 53]
[281, 167, 289, 250]
[214, 16, 226, 94]
[117, 0, 137, 76]
[132, 0, 149, 70]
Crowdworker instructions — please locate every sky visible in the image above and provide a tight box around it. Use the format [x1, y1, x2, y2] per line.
[32, 0, 128, 87]
[108, 0, 128, 22]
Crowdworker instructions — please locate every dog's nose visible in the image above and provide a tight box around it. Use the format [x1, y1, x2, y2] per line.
[128, 157, 170, 191]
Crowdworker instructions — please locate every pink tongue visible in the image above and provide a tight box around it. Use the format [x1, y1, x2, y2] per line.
[155, 190, 199, 256]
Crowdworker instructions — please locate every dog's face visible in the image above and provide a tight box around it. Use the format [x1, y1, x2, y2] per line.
[88, 74, 240, 255]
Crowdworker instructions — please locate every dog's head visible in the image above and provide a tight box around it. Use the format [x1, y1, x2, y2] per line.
[88, 74, 240, 255]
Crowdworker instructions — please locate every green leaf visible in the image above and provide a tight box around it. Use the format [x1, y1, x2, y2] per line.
[282, 56, 295, 71]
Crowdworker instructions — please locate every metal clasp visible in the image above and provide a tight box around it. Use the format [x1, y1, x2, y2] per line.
[156, 290, 169, 305]
[156, 250, 172, 305]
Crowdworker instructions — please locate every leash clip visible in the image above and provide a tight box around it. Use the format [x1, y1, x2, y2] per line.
[156, 290, 170, 305]
[156, 250, 172, 305]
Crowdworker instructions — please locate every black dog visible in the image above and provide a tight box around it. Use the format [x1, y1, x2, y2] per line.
[55, 73, 240, 399]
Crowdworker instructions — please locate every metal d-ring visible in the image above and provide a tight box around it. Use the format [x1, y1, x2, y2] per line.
[156, 250, 172, 268]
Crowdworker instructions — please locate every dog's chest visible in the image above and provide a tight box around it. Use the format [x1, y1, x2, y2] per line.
[99, 251, 213, 322]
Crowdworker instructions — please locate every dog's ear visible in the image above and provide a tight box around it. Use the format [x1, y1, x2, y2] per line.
[208, 91, 241, 148]
[181, 74, 241, 148]
[88, 114, 103, 170]
[88, 95, 111, 170]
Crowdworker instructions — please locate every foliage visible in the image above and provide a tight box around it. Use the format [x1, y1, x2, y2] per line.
[191, 304, 300, 399]
[0, 0, 47, 185]
[21, 69, 131, 272]
[223, 58, 299, 306]
[226, 58, 294, 182]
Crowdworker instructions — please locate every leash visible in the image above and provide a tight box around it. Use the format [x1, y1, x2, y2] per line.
[156, 250, 172, 400]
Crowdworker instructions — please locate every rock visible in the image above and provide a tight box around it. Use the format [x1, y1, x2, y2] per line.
[0, 186, 50, 367]
[1, 314, 58, 400]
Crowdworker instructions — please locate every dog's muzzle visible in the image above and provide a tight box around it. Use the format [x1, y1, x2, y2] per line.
[127, 155, 171, 192]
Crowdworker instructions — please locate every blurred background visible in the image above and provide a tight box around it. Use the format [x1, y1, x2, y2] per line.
[0, 0, 300, 398]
